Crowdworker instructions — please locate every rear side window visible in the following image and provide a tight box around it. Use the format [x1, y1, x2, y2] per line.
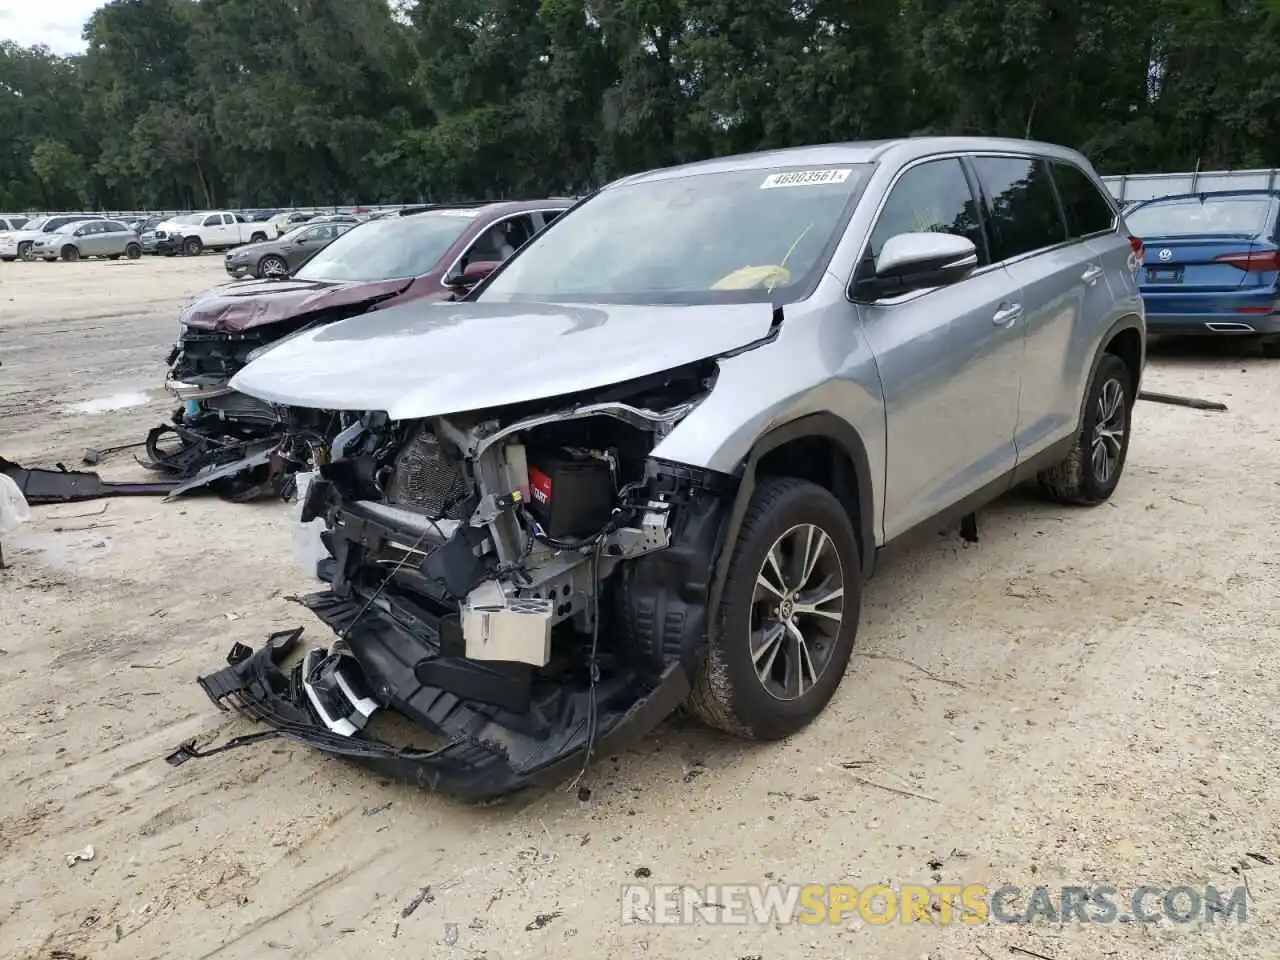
[867, 158, 989, 265]
[971, 156, 1067, 260]
[1051, 162, 1116, 237]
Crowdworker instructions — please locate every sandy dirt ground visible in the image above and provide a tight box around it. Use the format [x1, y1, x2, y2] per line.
[0, 257, 1277, 960]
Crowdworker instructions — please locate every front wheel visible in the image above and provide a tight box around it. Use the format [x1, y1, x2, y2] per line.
[1038, 352, 1134, 505]
[687, 476, 861, 740]
[183, 236, 203, 256]
[18, 241, 33, 261]
[61, 245, 80, 262]
[257, 254, 288, 277]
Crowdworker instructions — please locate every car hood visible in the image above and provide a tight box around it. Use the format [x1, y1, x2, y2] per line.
[230, 299, 776, 420]
[180, 276, 414, 333]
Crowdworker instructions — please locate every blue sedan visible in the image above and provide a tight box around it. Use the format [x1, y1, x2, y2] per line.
[1125, 189, 1280, 358]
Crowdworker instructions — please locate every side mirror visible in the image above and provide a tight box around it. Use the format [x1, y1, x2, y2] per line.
[856, 232, 977, 300]
[447, 260, 500, 289]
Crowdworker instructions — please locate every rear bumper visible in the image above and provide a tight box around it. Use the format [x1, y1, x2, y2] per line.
[192, 591, 691, 802]
[1145, 313, 1280, 336]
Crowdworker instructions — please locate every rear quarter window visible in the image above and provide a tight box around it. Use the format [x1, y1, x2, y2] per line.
[1051, 161, 1117, 238]
[971, 155, 1068, 261]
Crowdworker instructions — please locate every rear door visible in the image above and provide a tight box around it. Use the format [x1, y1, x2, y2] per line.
[969, 154, 1091, 459]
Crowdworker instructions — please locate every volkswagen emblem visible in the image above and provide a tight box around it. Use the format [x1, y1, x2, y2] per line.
[1157, 248, 1173, 261]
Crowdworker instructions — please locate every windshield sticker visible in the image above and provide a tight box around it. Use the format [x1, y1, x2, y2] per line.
[436, 209, 481, 217]
[760, 168, 852, 189]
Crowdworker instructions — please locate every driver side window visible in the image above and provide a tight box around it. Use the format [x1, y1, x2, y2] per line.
[866, 159, 989, 267]
[460, 215, 536, 270]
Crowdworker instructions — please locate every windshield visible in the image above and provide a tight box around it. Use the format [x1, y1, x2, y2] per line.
[478, 165, 870, 305]
[294, 213, 474, 282]
[1125, 195, 1275, 237]
[170, 213, 204, 225]
[23, 217, 49, 232]
[54, 221, 85, 233]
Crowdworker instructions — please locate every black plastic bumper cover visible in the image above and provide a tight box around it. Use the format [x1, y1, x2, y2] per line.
[194, 605, 691, 803]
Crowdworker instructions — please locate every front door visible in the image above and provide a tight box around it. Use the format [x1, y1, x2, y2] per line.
[853, 156, 1026, 540]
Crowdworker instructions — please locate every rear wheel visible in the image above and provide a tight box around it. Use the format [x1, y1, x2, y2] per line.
[687, 476, 861, 740]
[125, 243, 142, 260]
[249, 231, 268, 243]
[1038, 352, 1133, 505]
[61, 245, 79, 262]
[183, 236, 203, 256]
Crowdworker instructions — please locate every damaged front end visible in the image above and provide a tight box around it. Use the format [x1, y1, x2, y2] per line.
[192, 364, 735, 801]
[143, 325, 346, 502]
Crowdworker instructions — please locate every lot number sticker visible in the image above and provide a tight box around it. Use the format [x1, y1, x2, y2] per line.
[760, 168, 852, 189]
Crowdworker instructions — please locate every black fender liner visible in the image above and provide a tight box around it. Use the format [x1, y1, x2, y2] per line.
[704, 412, 878, 617]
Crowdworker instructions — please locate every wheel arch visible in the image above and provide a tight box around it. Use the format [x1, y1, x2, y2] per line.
[1076, 315, 1145, 436]
[709, 413, 877, 610]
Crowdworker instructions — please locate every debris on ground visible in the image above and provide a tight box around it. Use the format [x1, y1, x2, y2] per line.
[65, 845, 95, 867]
[1138, 389, 1228, 411]
[401, 885, 434, 918]
[1, 456, 176, 504]
[525, 911, 561, 931]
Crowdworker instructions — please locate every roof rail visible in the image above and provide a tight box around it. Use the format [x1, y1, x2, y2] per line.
[398, 200, 496, 216]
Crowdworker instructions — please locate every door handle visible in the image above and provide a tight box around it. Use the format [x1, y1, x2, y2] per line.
[992, 303, 1023, 327]
[1081, 264, 1104, 284]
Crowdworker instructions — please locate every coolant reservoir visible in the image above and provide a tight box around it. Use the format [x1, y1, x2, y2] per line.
[503, 443, 530, 501]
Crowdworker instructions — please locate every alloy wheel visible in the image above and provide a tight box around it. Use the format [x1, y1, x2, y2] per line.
[1091, 377, 1126, 484]
[748, 523, 845, 701]
[260, 255, 287, 277]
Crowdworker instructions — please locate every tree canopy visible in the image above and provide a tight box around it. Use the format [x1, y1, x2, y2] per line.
[3, 0, 1279, 211]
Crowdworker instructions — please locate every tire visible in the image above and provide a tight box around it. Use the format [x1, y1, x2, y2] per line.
[257, 254, 288, 277]
[1260, 335, 1280, 360]
[249, 231, 268, 243]
[18, 241, 33, 261]
[125, 243, 142, 260]
[61, 245, 80, 262]
[687, 476, 862, 740]
[183, 236, 203, 256]
[1038, 352, 1134, 505]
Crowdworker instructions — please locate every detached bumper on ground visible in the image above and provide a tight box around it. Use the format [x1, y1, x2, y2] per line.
[191, 591, 691, 802]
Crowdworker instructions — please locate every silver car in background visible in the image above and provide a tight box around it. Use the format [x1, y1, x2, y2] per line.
[31, 218, 143, 262]
[196, 136, 1145, 801]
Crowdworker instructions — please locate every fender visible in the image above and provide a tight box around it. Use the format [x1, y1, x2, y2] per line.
[705, 412, 878, 622]
[1074, 313, 1145, 437]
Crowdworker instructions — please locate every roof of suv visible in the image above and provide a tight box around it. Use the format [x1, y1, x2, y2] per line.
[619, 136, 1097, 187]
[398, 198, 577, 218]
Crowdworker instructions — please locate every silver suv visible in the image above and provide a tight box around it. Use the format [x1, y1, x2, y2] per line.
[193, 137, 1145, 801]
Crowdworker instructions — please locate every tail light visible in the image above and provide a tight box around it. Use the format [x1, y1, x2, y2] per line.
[1214, 250, 1280, 272]
[1128, 235, 1144, 258]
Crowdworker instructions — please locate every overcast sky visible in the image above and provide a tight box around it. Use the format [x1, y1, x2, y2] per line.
[0, 0, 104, 55]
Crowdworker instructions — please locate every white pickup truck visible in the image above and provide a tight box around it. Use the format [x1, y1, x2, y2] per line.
[153, 211, 270, 256]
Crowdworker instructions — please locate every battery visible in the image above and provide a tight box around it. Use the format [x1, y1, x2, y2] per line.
[526, 449, 615, 540]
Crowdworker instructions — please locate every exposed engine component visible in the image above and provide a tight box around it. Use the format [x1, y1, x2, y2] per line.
[385, 425, 474, 520]
[192, 362, 735, 801]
